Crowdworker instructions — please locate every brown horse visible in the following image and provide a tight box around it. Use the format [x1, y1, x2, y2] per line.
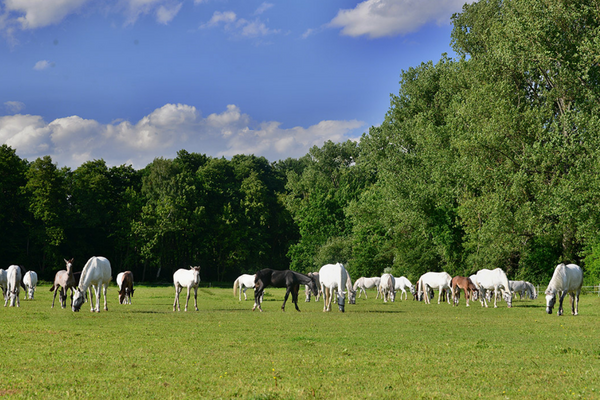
[117, 271, 134, 304]
[50, 259, 76, 309]
[451, 276, 478, 307]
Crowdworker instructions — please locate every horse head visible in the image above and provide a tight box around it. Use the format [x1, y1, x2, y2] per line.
[348, 289, 356, 304]
[308, 275, 319, 297]
[336, 289, 346, 312]
[72, 288, 85, 312]
[545, 289, 556, 314]
[502, 290, 512, 308]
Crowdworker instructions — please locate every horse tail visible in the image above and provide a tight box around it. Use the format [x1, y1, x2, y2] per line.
[233, 278, 239, 296]
[49, 284, 55, 292]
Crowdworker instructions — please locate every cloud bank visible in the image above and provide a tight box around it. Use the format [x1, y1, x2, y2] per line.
[329, 0, 473, 38]
[0, 0, 185, 32]
[0, 103, 364, 168]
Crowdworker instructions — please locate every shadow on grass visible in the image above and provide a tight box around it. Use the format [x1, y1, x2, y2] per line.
[514, 304, 545, 308]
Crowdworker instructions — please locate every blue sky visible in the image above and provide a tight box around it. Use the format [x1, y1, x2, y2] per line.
[0, 0, 470, 169]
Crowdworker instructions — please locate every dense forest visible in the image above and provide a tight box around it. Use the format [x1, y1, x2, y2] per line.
[2, 0, 600, 285]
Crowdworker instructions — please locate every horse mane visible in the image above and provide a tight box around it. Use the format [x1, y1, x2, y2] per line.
[78, 257, 95, 290]
[546, 263, 567, 294]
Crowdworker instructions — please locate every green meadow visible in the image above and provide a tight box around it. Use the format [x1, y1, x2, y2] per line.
[1, 285, 599, 399]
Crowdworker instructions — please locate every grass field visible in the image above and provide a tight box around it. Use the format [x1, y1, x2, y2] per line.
[1, 284, 599, 399]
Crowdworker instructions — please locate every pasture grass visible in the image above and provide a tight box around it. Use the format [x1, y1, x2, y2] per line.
[0, 285, 599, 399]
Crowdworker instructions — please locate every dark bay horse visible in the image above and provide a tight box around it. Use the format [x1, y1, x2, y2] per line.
[252, 269, 318, 312]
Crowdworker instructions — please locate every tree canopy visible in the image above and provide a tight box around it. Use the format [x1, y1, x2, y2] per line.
[1, 0, 599, 285]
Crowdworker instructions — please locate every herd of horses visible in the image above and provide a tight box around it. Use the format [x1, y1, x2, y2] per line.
[0, 257, 585, 317]
[234, 263, 585, 316]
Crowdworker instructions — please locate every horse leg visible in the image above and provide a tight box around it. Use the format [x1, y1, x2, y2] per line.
[574, 290, 580, 316]
[243, 287, 247, 301]
[94, 284, 101, 312]
[292, 285, 300, 312]
[184, 286, 191, 312]
[193, 286, 198, 311]
[558, 291, 567, 316]
[103, 284, 108, 311]
[253, 281, 265, 312]
[281, 287, 292, 311]
[173, 285, 181, 311]
[51, 287, 57, 308]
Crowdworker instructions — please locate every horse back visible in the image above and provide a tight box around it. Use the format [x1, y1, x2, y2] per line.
[81, 256, 112, 285]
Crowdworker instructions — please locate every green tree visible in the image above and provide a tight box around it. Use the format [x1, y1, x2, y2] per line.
[25, 156, 68, 272]
[0, 145, 29, 265]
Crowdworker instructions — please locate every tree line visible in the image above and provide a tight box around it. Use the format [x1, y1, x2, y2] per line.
[1, 0, 599, 285]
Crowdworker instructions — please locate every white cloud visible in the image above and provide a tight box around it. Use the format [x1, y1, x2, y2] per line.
[329, 0, 473, 38]
[1, 0, 185, 33]
[4, 101, 25, 113]
[254, 2, 273, 16]
[0, 104, 365, 168]
[202, 10, 236, 28]
[33, 60, 52, 70]
[0, 114, 52, 154]
[3, 0, 89, 29]
[156, 2, 182, 24]
[121, 0, 183, 25]
[201, 10, 279, 38]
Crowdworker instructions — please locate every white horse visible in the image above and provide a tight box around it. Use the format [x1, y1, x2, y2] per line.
[72, 256, 112, 312]
[23, 271, 38, 300]
[509, 280, 536, 300]
[545, 263, 583, 316]
[476, 268, 512, 308]
[344, 270, 357, 304]
[394, 276, 413, 300]
[353, 277, 381, 299]
[233, 274, 255, 301]
[305, 272, 322, 302]
[469, 274, 480, 301]
[417, 272, 452, 304]
[319, 263, 347, 312]
[5, 265, 22, 307]
[525, 281, 537, 299]
[173, 266, 201, 312]
[0, 269, 7, 301]
[379, 273, 395, 303]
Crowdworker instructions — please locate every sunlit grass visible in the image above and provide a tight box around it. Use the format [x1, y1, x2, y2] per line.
[0, 285, 599, 399]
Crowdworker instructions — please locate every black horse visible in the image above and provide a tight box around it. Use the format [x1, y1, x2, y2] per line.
[252, 269, 318, 312]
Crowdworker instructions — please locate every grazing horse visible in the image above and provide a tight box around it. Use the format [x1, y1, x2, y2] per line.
[5, 265, 22, 307]
[173, 266, 201, 312]
[379, 273, 396, 303]
[394, 276, 413, 300]
[468, 274, 481, 301]
[417, 272, 452, 304]
[353, 277, 381, 299]
[451, 276, 478, 307]
[319, 263, 348, 312]
[545, 263, 583, 316]
[0, 269, 7, 301]
[509, 280, 528, 300]
[476, 268, 512, 308]
[305, 272, 322, 302]
[117, 271, 134, 305]
[23, 271, 38, 300]
[344, 269, 357, 304]
[50, 259, 77, 309]
[525, 282, 537, 299]
[253, 269, 317, 312]
[233, 274, 256, 301]
[72, 256, 112, 312]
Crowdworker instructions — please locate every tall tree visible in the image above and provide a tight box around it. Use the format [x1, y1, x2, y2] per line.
[25, 156, 68, 272]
